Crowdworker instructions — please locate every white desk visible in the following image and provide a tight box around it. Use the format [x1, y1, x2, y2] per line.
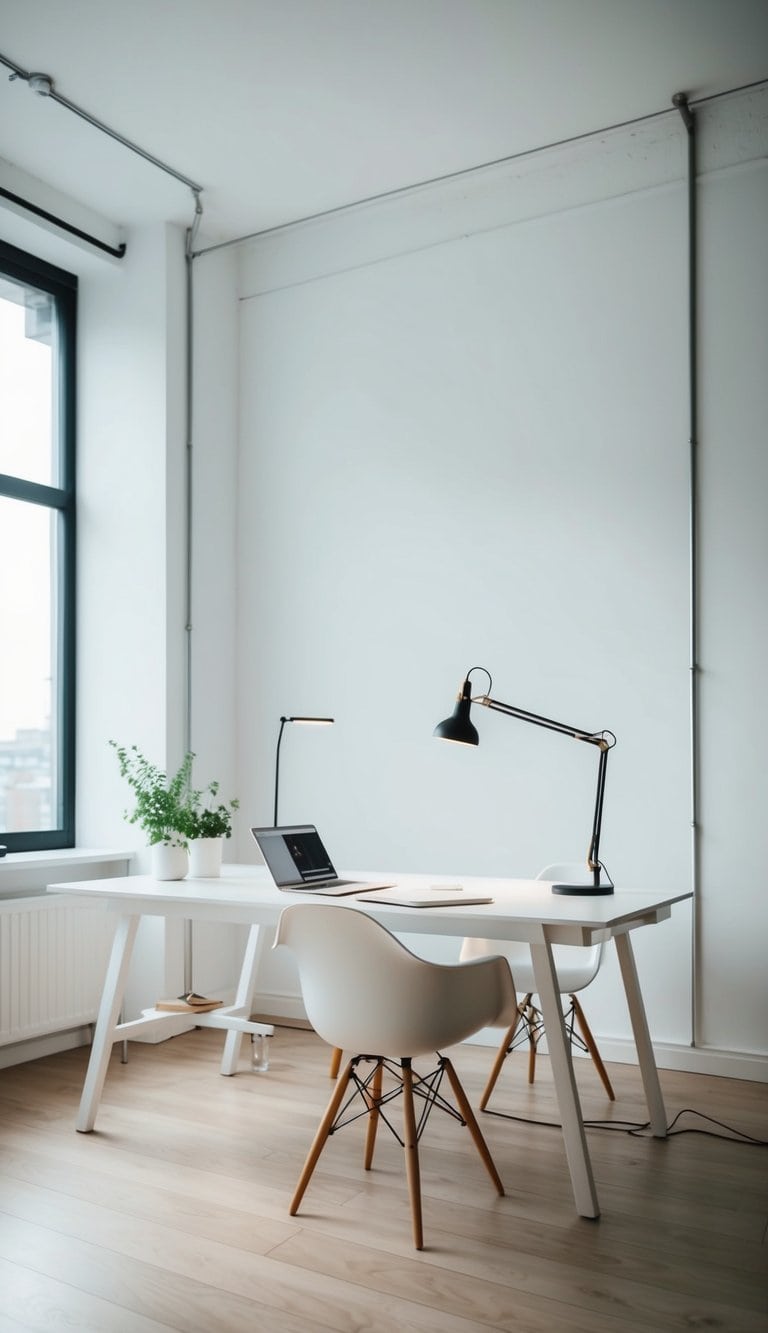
[48, 866, 691, 1220]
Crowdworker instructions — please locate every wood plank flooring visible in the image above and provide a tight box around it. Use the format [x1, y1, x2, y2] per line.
[0, 1027, 765, 1332]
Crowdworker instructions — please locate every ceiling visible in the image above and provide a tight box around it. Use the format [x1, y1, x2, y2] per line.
[0, 0, 766, 247]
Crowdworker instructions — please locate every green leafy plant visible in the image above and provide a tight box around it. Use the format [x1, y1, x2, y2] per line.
[110, 742, 193, 847]
[180, 779, 240, 841]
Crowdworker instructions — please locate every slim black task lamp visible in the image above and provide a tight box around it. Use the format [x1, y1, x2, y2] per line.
[273, 716, 335, 826]
[434, 666, 616, 895]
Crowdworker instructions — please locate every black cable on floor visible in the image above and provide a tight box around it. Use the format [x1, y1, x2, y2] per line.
[483, 1105, 768, 1146]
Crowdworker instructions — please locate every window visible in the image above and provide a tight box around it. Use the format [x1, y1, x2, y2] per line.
[0, 241, 76, 851]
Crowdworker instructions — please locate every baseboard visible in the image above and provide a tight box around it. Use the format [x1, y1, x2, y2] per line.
[0, 1026, 93, 1069]
[597, 1037, 768, 1083]
[251, 992, 310, 1026]
[461, 1027, 768, 1083]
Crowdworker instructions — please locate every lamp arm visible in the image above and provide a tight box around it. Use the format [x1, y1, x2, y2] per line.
[588, 743, 610, 882]
[476, 694, 616, 889]
[476, 694, 613, 749]
[273, 716, 288, 827]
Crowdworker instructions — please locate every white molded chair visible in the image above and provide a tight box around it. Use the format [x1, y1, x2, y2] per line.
[273, 902, 517, 1250]
[460, 863, 615, 1109]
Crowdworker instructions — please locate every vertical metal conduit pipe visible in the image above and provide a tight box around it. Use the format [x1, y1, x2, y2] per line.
[672, 92, 700, 1048]
[182, 197, 202, 997]
[184, 200, 202, 757]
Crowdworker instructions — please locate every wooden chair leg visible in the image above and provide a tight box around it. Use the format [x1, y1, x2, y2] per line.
[443, 1058, 504, 1196]
[523, 996, 541, 1084]
[290, 1058, 355, 1216]
[571, 996, 616, 1100]
[363, 1058, 383, 1170]
[479, 1024, 515, 1111]
[479, 998, 524, 1110]
[400, 1060, 424, 1250]
[328, 1046, 342, 1079]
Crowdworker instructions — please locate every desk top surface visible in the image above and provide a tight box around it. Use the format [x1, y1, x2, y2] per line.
[48, 865, 692, 943]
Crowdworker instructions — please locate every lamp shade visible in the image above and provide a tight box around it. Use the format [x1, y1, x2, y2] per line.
[285, 716, 334, 725]
[433, 683, 479, 746]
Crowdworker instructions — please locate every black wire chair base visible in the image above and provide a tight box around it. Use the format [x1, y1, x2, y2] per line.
[481, 988, 616, 1107]
[289, 1046, 505, 1249]
[505, 997, 590, 1059]
[328, 1054, 465, 1148]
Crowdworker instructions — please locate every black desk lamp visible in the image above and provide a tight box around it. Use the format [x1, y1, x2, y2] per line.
[434, 666, 616, 895]
[273, 715, 335, 826]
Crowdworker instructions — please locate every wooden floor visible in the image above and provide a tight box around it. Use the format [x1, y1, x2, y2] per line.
[0, 1027, 766, 1333]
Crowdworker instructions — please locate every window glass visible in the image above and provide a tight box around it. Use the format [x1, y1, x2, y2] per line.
[0, 242, 75, 851]
[0, 498, 57, 834]
[0, 280, 55, 486]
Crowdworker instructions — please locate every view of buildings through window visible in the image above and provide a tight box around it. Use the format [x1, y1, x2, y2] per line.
[0, 248, 74, 848]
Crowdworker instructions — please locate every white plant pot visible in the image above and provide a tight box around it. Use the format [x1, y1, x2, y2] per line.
[151, 842, 189, 881]
[188, 837, 223, 878]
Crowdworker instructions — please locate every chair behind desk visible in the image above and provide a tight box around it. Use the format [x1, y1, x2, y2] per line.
[460, 862, 615, 1107]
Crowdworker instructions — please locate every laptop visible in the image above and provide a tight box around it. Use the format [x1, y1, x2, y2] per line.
[250, 824, 394, 896]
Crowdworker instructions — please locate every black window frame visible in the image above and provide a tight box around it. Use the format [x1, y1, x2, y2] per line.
[0, 239, 76, 852]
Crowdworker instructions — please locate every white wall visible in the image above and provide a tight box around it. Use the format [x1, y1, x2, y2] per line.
[697, 157, 768, 1055]
[75, 222, 190, 1014]
[228, 87, 768, 1072]
[76, 224, 188, 845]
[76, 222, 191, 1016]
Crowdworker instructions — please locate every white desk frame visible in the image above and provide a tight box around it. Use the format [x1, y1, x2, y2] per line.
[48, 868, 691, 1221]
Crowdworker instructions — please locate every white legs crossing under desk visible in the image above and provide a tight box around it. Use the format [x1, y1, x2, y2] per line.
[76, 917, 273, 1132]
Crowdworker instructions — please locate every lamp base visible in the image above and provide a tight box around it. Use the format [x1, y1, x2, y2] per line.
[551, 881, 614, 896]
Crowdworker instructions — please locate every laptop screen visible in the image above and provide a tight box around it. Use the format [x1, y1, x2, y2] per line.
[251, 825, 339, 886]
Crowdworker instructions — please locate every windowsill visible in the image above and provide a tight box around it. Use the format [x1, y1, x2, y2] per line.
[0, 848, 134, 900]
[0, 847, 133, 871]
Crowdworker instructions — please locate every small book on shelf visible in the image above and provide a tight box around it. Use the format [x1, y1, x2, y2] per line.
[155, 994, 224, 1014]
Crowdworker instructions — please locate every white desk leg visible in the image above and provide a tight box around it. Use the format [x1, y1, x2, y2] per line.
[530, 937, 600, 1219]
[219, 923, 266, 1076]
[614, 932, 667, 1136]
[77, 913, 140, 1133]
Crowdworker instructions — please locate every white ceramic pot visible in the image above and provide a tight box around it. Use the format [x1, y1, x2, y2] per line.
[151, 842, 189, 881]
[188, 836, 223, 878]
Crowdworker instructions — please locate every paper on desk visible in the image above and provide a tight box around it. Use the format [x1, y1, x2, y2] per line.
[356, 886, 493, 908]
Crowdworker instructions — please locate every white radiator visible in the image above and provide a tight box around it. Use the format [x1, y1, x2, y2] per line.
[0, 895, 115, 1046]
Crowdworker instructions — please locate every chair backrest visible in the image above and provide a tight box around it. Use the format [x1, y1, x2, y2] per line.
[274, 903, 516, 1058]
[537, 862, 598, 886]
[460, 862, 604, 995]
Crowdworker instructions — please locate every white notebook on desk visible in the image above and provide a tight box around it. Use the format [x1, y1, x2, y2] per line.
[356, 885, 493, 909]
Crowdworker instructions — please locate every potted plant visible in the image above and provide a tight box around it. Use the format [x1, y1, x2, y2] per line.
[180, 778, 240, 877]
[110, 742, 192, 880]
